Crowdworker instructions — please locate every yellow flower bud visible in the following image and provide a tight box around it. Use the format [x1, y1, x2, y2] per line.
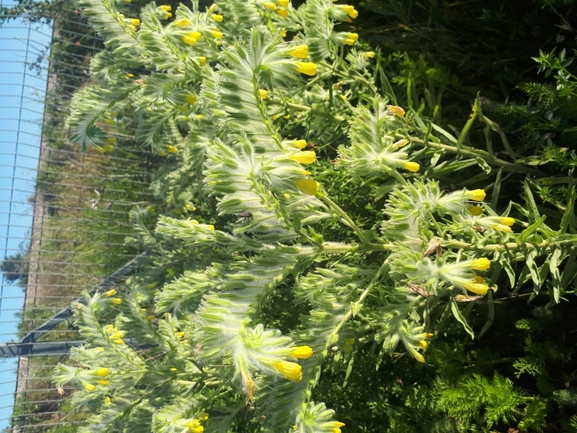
[292, 139, 307, 149]
[276, 8, 288, 17]
[365, 51, 375, 59]
[466, 189, 486, 201]
[468, 206, 483, 216]
[186, 94, 197, 104]
[271, 361, 303, 381]
[278, 0, 289, 6]
[111, 298, 122, 305]
[259, 89, 268, 99]
[209, 30, 223, 39]
[344, 39, 355, 46]
[198, 56, 207, 66]
[287, 45, 309, 59]
[293, 179, 319, 196]
[295, 61, 317, 76]
[97, 380, 109, 386]
[470, 257, 491, 271]
[94, 368, 109, 377]
[347, 32, 359, 41]
[280, 29, 287, 37]
[83, 382, 96, 392]
[289, 150, 316, 164]
[211, 13, 223, 22]
[401, 161, 420, 172]
[167, 145, 178, 154]
[103, 289, 117, 297]
[391, 138, 409, 149]
[263, 2, 276, 10]
[174, 18, 191, 26]
[462, 281, 489, 296]
[288, 346, 313, 359]
[131, 18, 140, 26]
[386, 104, 405, 117]
[182, 34, 197, 45]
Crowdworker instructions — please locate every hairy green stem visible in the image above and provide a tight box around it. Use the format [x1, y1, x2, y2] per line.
[320, 194, 369, 244]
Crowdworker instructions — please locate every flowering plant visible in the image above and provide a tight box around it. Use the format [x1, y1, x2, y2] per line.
[55, 0, 577, 431]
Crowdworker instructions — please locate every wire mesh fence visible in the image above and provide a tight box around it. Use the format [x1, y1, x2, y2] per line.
[0, 5, 154, 431]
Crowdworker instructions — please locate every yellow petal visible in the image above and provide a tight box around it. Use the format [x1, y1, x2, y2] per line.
[293, 179, 319, 196]
[94, 368, 109, 377]
[174, 18, 191, 26]
[104, 289, 117, 297]
[271, 361, 303, 381]
[295, 61, 317, 76]
[289, 346, 313, 359]
[470, 257, 491, 271]
[263, 2, 276, 10]
[466, 189, 486, 201]
[287, 44, 309, 59]
[386, 104, 405, 117]
[278, 0, 289, 6]
[259, 89, 268, 99]
[401, 161, 420, 172]
[276, 8, 288, 17]
[462, 281, 489, 296]
[211, 13, 223, 22]
[289, 150, 316, 164]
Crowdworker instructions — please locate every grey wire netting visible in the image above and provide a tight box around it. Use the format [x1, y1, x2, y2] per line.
[0, 7, 154, 432]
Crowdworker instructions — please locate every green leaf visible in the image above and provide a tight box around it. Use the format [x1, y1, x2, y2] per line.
[455, 93, 479, 151]
[450, 298, 474, 339]
[520, 215, 547, 242]
[559, 170, 575, 234]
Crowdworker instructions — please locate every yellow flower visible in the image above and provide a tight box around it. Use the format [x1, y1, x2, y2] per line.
[470, 257, 491, 271]
[344, 39, 355, 46]
[339, 5, 358, 18]
[186, 419, 204, 433]
[288, 346, 313, 359]
[468, 206, 483, 216]
[112, 339, 124, 344]
[290, 150, 316, 164]
[259, 89, 268, 99]
[198, 56, 207, 66]
[109, 331, 123, 340]
[167, 145, 178, 154]
[104, 397, 112, 405]
[462, 281, 489, 296]
[280, 29, 287, 37]
[174, 18, 191, 26]
[94, 368, 109, 377]
[111, 298, 122, 305]
[176, 332, 185, 339]
[497, 216, 515, 226]
[489, 223, 512, 233]
[278, 0, 289, 6]
[182, 34, 198, 45]
[276, 8, 288, 17]
[466, 189, 486, 201]
[186, 94, 197, 104]
[128, 24, 137, 31]
[292, 139, 307, 149]
[347, 32, 358, 41]
[365, 51, 375, 59]
[131, 18, 140, 26]
[209, 30, 223, 39]
[272, 361, 303, 381]
[103, 289, 117, 297]
[386, 104, 405, 117]
[332, 422, 346, 433]
[199, 412, 209, 421]
[284, 193, 291, 198]
[293, 179, 319, 195]
[295, 61, 317, 76]
[402, 161, 420, 172]
[418, 340, 428, 349]
[82, 382, 96, 392]
[287, 44, 309, 59]
[97, 380, 109, 386]
[159, 5, 171, 11]
[263, 2, 277, 10]
[207, 224, 215, 230]
[211, 13, 223, 22]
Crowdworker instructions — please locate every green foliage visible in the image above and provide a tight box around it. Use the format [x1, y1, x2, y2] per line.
[50, 0, 577, 432]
